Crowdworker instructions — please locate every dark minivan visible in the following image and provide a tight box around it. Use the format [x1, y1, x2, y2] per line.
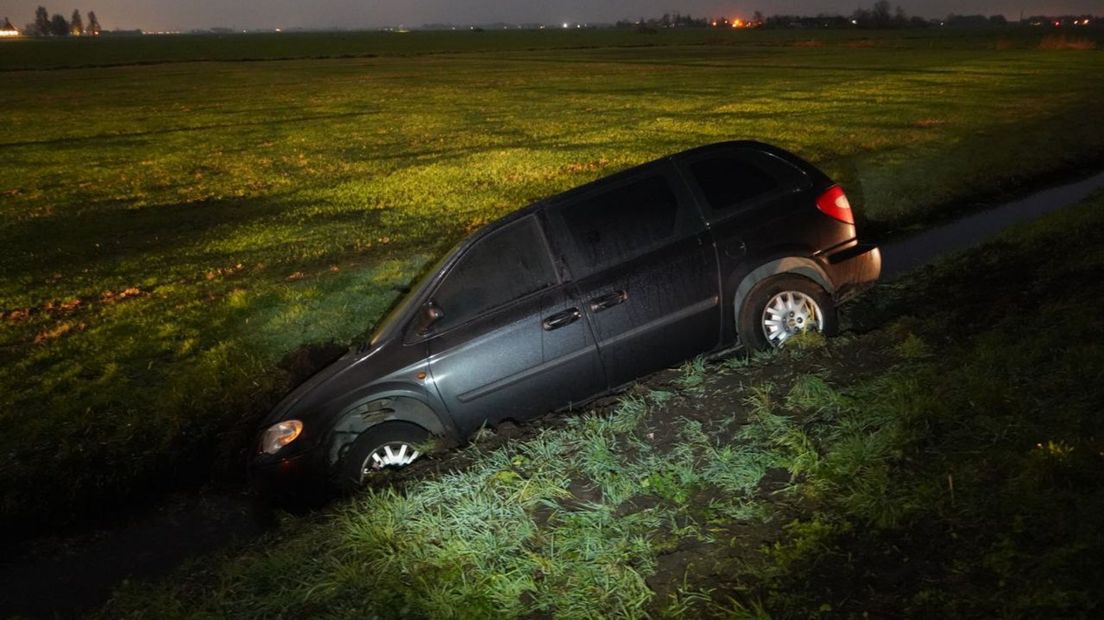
[254, 141, 880, 491]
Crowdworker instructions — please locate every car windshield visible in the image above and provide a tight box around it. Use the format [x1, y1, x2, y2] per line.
[366, 242, 461, 348]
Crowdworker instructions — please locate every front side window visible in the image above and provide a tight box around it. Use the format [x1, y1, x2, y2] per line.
[431, 217, 555, 332]
[559, 174, 680, 276]
[689, 150, 806, 213]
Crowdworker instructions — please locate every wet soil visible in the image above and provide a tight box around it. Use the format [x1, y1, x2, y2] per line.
[0, 492, 266, 618]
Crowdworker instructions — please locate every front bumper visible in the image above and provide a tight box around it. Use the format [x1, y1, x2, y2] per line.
[824, 242, 881, 303]
[250, 446, 326, 499]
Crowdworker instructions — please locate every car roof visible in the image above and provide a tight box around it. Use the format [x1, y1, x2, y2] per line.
[449, 140, 810, 261]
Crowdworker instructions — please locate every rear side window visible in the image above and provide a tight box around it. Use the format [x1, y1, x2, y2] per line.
[689, 150, 807, 213]
[432, 217, 555, 331]
[559, 175, 680, 275]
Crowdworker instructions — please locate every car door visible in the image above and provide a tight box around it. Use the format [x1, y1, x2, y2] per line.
[425, 214, 603, 436]
[674, 146, 817, 340]
[545, 161, 722, 390]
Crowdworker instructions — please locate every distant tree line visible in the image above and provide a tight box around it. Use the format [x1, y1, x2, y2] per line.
[24, 5, 100, 36]
[613, 2, 1087, 32]
[614, 13, 709, 31]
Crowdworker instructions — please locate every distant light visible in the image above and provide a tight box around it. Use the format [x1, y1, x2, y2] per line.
[275, 28, 281, 32]
[562, 22, 569, 29]
[576, 24, 581, 28]
[851, 19, 858, 25]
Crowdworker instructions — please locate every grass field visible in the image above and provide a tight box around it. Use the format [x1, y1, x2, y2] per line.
[1, 29, 1103, 533]
[97, 190, 1104, 618]
[1, 27, 1096, 71]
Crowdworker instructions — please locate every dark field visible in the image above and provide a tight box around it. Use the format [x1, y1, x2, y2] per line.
[2, 27, 1098, 70]
[1, 27, 1102, 550]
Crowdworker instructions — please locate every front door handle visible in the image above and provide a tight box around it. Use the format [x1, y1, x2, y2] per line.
[589, 290, 628, 312]
[543, 308, 581, 331]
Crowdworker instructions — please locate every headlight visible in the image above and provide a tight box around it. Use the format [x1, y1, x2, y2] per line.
[260, 420, 303, 455]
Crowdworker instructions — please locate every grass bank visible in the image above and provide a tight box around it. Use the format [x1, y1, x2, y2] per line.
[1, 30, 1103, 532]
[98, 190, 1104, 617]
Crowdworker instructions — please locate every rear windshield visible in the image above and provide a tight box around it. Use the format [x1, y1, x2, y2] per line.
[688, 149, 808, 213]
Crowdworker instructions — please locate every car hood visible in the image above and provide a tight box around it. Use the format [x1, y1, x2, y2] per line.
[262, 346, 373, 427]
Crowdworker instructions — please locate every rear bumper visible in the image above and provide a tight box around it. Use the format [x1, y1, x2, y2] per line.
[824, 242, 881, 303]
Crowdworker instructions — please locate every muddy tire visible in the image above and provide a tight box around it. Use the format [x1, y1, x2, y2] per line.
[738, 275, 837, 350]
[336, 422, 429, 491]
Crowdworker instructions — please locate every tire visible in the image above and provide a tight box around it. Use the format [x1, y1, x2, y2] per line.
[738, 274, 837, 351]
[335, 421, 429, 491]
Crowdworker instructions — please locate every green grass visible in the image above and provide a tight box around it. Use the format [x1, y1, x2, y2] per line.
[2, 29, 747, 70]
[96, 190, 1104, 617]
[2, 29, 1104, 531]
[3, 28, 1099, 71]
[734, 194, 1104, 617]
[98, 387, 773, 618]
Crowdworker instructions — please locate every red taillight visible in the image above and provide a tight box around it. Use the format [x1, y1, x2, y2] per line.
[816, 185, 854, 225]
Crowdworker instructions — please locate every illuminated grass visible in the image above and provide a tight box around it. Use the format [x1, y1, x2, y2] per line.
[99, 382, 775, 618]
[2, 29, 1104, 529]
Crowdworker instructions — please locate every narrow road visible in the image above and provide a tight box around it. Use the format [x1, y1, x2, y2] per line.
[879, 170, 1104, 279]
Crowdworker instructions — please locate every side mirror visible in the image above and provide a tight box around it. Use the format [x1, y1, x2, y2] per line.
[415, 301, 444, 336]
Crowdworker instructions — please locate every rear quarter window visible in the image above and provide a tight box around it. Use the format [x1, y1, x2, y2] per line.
[688, 149, 808, 215]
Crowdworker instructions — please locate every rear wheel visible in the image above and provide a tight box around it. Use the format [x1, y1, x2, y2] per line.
[738, 275, 836, 350]
[336, 422, 429, 490]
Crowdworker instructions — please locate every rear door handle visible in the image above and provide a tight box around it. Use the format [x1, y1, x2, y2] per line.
[589, 290, 628, 312]
[724, 239, 747, 259]
[543, 308, 581, 331]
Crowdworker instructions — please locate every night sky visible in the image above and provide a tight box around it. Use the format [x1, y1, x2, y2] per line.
[0, 0, 1097, 32]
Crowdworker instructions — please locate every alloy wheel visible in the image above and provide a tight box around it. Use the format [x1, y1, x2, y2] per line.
[760, 290, 823, 347]
[361, 441, 420, 476]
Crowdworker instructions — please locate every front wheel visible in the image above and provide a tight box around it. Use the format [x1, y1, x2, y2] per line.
[336, 422, 429, 491]
[738, 275, 837, 350]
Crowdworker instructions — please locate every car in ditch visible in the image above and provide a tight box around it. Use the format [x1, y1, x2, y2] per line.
[253, 140, 881, 492]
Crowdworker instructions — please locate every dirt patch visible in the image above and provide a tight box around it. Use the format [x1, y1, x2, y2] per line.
[277, 341, 349, 387]
[562, 159, 609, 174]
[913, 118, 947, 128]
[1038, 35, 1097, 50]
[3, 287, 148, 327]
